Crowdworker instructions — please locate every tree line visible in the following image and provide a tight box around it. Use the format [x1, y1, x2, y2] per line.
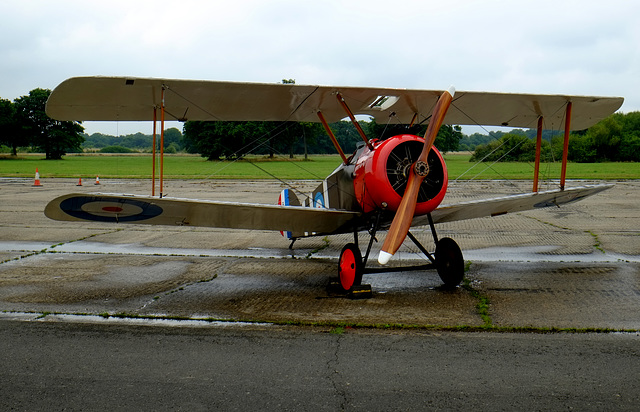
[70, 118, 464, 159]
[2, 87, 639, 162]
[83, 129, 183, 153]
[180, 120, 463, 160]
[470, 111, 640, 163]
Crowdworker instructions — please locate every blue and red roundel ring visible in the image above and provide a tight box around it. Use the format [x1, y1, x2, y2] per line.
[60, 196, 163, 223]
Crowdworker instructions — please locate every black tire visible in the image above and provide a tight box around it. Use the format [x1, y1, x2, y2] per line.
[338, 243, 363, 292]
[435, 237, 464, 287]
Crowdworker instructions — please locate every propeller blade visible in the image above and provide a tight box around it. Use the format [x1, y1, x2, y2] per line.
[378, 87, 455, 265]
[419, 86, 456, 163]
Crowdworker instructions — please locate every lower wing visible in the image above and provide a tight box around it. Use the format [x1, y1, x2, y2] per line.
[45, 184, 611, 235]
[419, 184, 613, 226]
[45, 193, 359, 235]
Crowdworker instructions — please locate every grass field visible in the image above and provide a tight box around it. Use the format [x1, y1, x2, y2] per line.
[1, 153, 639, 180]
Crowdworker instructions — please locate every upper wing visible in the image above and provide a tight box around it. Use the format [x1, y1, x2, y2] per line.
[413, 184, 613, 226]
[45, 193, 359, 235]
[46, 76, 623, 130]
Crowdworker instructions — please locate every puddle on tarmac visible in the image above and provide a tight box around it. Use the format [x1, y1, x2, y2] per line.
[0, 311, 272, 328]
[1, 241, 638, 263]
[460, 246, 640, 263]
[0, 241, 312, 260]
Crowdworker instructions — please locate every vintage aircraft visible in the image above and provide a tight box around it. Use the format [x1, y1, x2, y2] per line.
[44, 77, 623, 296]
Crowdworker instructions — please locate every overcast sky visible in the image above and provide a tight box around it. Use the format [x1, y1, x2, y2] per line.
[1, 0, 638, 135]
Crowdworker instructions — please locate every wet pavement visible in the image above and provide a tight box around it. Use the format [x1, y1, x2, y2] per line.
[1, 177, 639, 330]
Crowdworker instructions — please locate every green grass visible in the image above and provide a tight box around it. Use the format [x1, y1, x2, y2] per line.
[444, 153, 640, 180]
[1, 153, 638, 180]
[0, 154, 339, 180]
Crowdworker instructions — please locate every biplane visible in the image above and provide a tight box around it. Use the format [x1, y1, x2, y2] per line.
[44, 77, 623, 296]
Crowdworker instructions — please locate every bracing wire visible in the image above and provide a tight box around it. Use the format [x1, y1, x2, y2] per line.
[163, 86, 362, 204]
[450, 99, 572, 192]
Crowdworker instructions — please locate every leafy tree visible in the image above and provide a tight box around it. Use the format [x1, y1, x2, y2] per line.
[459, 132, 494, 151]
[586, 115, 622, 161]
[616, 112, 640, 161]
[82, 129, 182, 152]
[180, 125, 200, 154]
[470, 112, 640, 163]
[434, 124, 463, 153]
[121, 132, 152, 150]
[165, 142, 179, 154]
[82, 133, 114, 149]
[562, 134, 595, 162]
[99, 145, 135, 153]
[184, 120, 326, 160]
[561, 112, 640, 162]
[471, 133, 549, 162]
[246, 121, 279, 158]
[275, 121, 324, 158]
[183, 121, 249, 160]
[0, 98, 24, 155]
[14, 88, 84, 159]
[162, 127, 183, 150]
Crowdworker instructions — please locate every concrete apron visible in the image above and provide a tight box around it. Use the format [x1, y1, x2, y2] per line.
[1, 178, 638, 330]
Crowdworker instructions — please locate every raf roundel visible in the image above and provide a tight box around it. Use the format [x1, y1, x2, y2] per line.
[59, 196, 163, 223]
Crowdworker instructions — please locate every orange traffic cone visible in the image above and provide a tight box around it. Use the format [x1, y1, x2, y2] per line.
[94, 176, 100, 185]
[76, 177, 83, 186]
[33, 168, 43, 187]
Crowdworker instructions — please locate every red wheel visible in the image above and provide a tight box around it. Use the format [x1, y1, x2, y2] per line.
[338, 243, 363, 292]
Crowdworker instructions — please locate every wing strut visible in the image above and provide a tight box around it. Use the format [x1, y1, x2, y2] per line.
[152, 107, 157, 196]
[317, 111, 348, 164]
[336, 93, 373, 150]
[409, 113, 418, 128]
[533, 116, 543, 192]
[159, 86, 166, 198]
[560, 101, 573, 191]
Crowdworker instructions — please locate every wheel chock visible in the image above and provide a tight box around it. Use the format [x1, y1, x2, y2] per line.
[326, 281, 372, 299]
[348, 284, 372, 299]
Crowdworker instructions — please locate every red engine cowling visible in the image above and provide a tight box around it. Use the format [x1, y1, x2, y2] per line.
[353, 134, 448, 214]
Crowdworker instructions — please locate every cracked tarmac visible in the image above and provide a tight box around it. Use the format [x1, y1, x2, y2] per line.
[1, 177, 639, 330]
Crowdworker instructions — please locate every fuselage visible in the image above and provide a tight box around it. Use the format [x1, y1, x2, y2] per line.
[280, 134, 448, 238]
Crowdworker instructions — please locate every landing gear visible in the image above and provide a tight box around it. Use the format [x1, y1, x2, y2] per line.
[332, 213, 465, 296]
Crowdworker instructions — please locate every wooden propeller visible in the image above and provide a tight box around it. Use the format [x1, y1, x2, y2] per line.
[378, 87, 455, 265]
